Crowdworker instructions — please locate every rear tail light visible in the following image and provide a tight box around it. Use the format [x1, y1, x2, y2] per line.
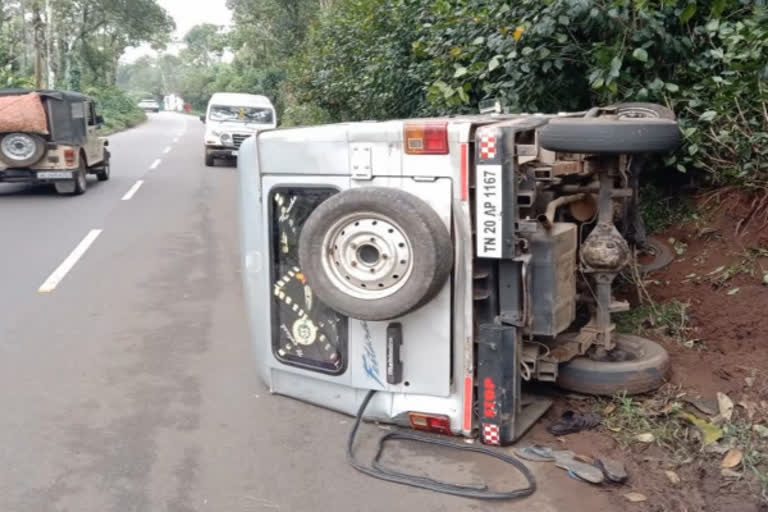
[64, 149, 76, 166]
[404, 122, 449, 155]
[408, 412, 452, 435]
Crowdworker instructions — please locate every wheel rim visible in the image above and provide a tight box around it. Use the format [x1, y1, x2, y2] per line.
[616, 106, 662, 119]
[589, 336, 646, 362]
[1, 134, 36, 161]
[321, 212, 415, 300]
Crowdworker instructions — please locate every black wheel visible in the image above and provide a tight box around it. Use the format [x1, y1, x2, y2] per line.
[637, 236, 674, 275]
[56, 156, 87, 196]
[0, 132, 46, 167]
[299, 187, 453, 321]
[540, 117, 681, 154]
[96, 150, 111, 181]
[72, 156, 88, 195]
[557, 335, 670, 396]
[205, 150, 215, 167]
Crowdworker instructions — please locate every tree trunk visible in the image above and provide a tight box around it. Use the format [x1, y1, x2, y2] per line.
[45, 0, 56, 88]
[20, 0, 29, 72]
[32, 2, 43, 89]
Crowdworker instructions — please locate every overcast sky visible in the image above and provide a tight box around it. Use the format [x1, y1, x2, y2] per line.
[122, 0, 233, 62]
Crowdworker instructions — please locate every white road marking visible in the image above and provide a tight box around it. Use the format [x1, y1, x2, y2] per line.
[38, 230, 103, 293]
[121, 180, 144, 201]
[150, 159, 161, 170]
[163, 146, 172, 154]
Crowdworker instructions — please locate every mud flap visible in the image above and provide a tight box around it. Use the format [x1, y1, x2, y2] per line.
[477, 323, 552, 445]
[477, 324, 520, 445]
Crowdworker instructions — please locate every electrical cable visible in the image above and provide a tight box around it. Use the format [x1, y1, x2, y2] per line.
[346, 390, 537, 500]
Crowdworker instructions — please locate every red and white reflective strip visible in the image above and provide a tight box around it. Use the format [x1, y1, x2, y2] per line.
[482, 423, 500, 445]
[478, 130, 497, 160]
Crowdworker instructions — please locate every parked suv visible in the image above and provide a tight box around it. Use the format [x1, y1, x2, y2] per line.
[138, 98, 161, 113]
[0, 90, 110, 196]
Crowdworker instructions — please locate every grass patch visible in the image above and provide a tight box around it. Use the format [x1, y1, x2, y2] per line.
[640, 184, 694, 234]
[598, 392, 768, 499]
[86, 86, 147, 135]
[615, 300, 698, 347]
[723, 422, 768, 499]
[597, 391, 695, 460]
[685, 247, 768, 289]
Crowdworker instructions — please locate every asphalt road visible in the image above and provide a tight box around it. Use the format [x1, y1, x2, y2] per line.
[0, 113, 613, 512]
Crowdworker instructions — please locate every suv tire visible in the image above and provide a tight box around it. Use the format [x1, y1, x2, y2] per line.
[96, 150, 111, 181]
[299, 187, 453, 321]
[557, 335, 670, 395]
[0, 132, 46, 167]
[205, 150, 215, 167]
[540, 117, 681, 154]
[55, 156, 87, 196]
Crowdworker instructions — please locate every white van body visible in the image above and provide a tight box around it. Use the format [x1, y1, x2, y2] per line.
[203, 92, 277, 166]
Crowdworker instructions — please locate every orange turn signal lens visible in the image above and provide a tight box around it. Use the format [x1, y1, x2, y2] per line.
[404, 122, 449, 155]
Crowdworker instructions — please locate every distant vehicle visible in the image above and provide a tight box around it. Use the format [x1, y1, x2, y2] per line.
[0, 89, 110, 196]
[163, 94, 184, 113]
[200, 92, 277, 167]
[138, 98, 161, 113]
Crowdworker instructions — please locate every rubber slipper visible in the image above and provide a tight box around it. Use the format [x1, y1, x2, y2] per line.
[595, 457, 628, 483]
[552, 450, 576, 464]
[514, 445, 556, 462]
[555, 456, 605, 484]
[547, 410, 602, 436]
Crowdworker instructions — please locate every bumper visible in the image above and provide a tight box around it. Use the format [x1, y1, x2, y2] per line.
[206, 146, 239, 159]
[0, 168, 76, 184]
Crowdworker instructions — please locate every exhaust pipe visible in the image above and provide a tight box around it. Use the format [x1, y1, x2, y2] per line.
[538, 193, 586, 229]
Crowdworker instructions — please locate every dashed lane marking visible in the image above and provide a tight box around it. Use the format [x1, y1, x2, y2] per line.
[38, 230, 103, 293]
[121, 180, 144, 201]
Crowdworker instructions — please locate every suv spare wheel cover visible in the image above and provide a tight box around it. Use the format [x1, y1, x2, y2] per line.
[0, 132, 46, 167]
[299, 187, 453, 321]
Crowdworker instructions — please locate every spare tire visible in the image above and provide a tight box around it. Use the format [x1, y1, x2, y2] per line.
[557, 335, 670, 396]
[540, 118, 681, 154]
[0, 132, 46, 167]
[299, 187, 453, 321]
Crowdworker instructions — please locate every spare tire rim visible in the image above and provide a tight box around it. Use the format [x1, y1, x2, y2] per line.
[1, 133, 37, 162]
[322, 212, 415, 300]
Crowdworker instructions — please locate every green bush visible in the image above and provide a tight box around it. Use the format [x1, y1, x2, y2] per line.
[292, 0, 768, 186]
[85, 86, 147, 134]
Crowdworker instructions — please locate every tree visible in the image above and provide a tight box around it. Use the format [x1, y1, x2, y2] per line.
[181, 23, 225, 68]
[0, 0, 175, 89]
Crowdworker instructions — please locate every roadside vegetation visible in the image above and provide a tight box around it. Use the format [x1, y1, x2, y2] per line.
[0, 0, 171, 132]
[88, 87, 147, 135]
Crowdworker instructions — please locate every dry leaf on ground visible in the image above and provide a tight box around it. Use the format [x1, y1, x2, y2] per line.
[635, 433, 655, 443]
[717, 392, 734, 421]
[624, 492, 648, 503]
[721, 449, 743, 469]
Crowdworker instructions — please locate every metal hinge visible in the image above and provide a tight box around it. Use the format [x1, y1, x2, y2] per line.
[350, 143, 373, 181]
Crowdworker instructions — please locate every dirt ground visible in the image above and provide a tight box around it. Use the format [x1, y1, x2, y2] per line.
[523, 191, 768, 512]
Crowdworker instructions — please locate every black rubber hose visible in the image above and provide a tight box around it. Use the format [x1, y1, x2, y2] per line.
[346, 390, 537, 500]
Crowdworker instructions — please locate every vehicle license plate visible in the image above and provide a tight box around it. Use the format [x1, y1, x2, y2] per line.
[475, 164, 503, 259]
[38, 171, 73, 179]
[231, 150, 239, 157]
